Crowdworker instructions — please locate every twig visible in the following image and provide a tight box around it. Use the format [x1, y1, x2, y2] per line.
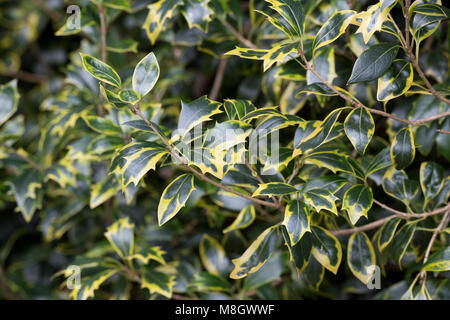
[98, 4, 108, 63]
[221, 19, 257, 49]
[209, 59, 228, 100]
[245, 159, 280, 207]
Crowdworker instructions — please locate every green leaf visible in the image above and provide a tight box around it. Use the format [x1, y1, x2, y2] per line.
[158, 174, 196, 226]
[378, 217, 402, 251]
[348, 43, 399, 84]
[182, 0, 213, 32]
[377, 59, 413, 101]
[178, 96, 222, 135]
[83, 115, 122, 135]
[420, 162, 444, 202]
[104, 217, 135, 259]
[311, 226, 342, 274]
[342, 185, 373, 225]
[303, 188, 338, 215]
[100, 84, 128, 108]
[70, 269, 117, 300]
[265, 0, 305, 38]
[199, 234, 229, 277]
[282, 200, 310, 246]
[132, 52, 160, 97]
[347, 232, 376, 284]
[0, 79, 20, 126]
[143, 0, 181, 45]
[118, 89, 141, 104]
[304, 151, 365, 179]
[313, 10, 356, 52]
[392, 221, 417, 267]
[282, 227, 312, 276]
[344, 107, 375, 155]
[240, 107, 286, 122]
[80, 53, 121, 88]
[391, 127, 415, 170]
[422, 247, 450, 272]
[190, 272, 231, 292]
[225, 47, 267, 60]
[203, 120, 252, 156]
[131, 246, 166, 265]
[306, 47, 337, 86]
[230, 225, 279, 279]
[252, 182, 297, 197]
[356, 0, 398, 43]
[382, 167, 420, 205]
[261, 41, 300, 71]
[106, 39, 138, 53]
[301, 176, 349, 195]
[223, 99, 256, 120]
[102, 0, 132, 11]
[293, 108, 344, 156]
[7, 168, 43, 222]
[223, 205, 255, 233]
[141, 268, 175, 298]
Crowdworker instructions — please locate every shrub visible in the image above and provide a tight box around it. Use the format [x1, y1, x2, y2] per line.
[0, 0, 449, 300]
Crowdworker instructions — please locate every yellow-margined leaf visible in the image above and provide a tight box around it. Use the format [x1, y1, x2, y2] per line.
[252, 182, 297, 197]
[141, 269, 175, 298]
[282, 200, 311, 246]
[347, 232, 376, 284]
[199, 234, 230, 277]
[311, 226, 342, 274]
[342, 185, 373, 225]
[313, 10, 356, 52]
[223, 205, 256, 233]
[143, 0, 181, 45]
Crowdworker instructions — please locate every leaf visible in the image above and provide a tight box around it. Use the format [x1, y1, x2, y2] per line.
[347, 43, 399, 84]
[422, 247, 450, 272]
[182, 0, 213, 32]
[230, 225, 279, 279]
[225, 47, 267, 60]
[178, 96, 222, 135]
[300, 256, 325, 290]
[261, 41, 299, 71]
[100, 84, 128, 108]
[344, 107, 375, 154]
[240, 107, 286, 122]
[311, 226, 342, 274]
[0, 79, 20, 126]
[132, 52, 160, 97]
[282, 227, 312, 276]
[313, 10, 356, 52]
[70, 269, 117, 300]
[190, 272, 231, 292]
[252, 182, 297, 197]
[356, 0, 398, 43]
[203, 120, 252, 156]
[347, 232, 376, 284]
[110, 141, 169, 189]
[303, 188, 338, 215]
[103, 0, 132, 11]
[420, 162, 444, 202]
[80, 53, 121, 88]
[382, 167, 420, 205]
[391, 127, 415, 170]
[104, 217, 135, 259]
[223, 205, 255, 233]
[377, 59, 414, 101]
[306, 47, 337, 85]
[7, 168, 43, 222]
[158, 174, 196, 226]
[199, 234, 229, 277]
[131, 246, 166, 265]
[301, 176, 349, 195]
[265, 0, 305, 38]
[83, 116, 122, 135]
[106, 39, 138, 53]
[118, 89, 141, 104]
[282, 200, 311, 246]
[293, 108, 344, 156]
[223, 99, 256, 120]
[392, 221, 417, 267]
[342, 185, 373, 225]
[304, 151, 365, 179]
[378, 217, 402, 251]
[141, 269, 175, 298]
[143, 0, 181, 45]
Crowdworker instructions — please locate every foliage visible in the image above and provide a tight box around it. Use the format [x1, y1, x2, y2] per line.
[0, 0, 449, 300]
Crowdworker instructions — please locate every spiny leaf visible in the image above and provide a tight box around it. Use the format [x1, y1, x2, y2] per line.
[252, 182, 297, 197]
[143, 0, 181, 45]
[178, 96, 222, 135]
[104, 217, 135, 259]
[303, 188, 338, 215]
[282, 200, 311, 246]
[356, 0, 398, 44]
[141, 268, 175, 298]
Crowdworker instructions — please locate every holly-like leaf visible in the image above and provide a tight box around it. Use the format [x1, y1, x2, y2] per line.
[378, 217, 402, 251]
[104, 217, 135, 259]
[304, 151, 365, 179]
[265, 0, 305, 38]
[307, 47, 337, 85]
[348, 43, 399, 84]
[182, 0, 213, 32]
[391, 127, 415, 170]
[100, 84, 128, 108]
[382, 167, 420, 205]
[80, 53, 121, 88]
[158, 174, 196, 226]
[223, 205, 255, 233]
[132, 52, 160, 97]
[103, 0, 132, 11]
[0, 79, 20, 126]
[83, 115, 122, 135]
[131, 246, 166, 265]
[392, 221, 417, 267]
[282, 200, 311, 246]
[313, 10, 356, 52]
[141, 268, 175, 298]
[223, 99, 256, 120]
[252, 182, 297, 197]
[178, 96, 222, 135]
[377, 60, 413, 101]
[347, 232, 376, 284]
[118, 89, 141, 104]
[230, 225, 279, 279]
[303, 188, 338, 215]
[342, 185, 373, 225]
[143, 0, 181, 45]
[356, 0, 398, 43]
[422, 247, 450, 272]
[190, 272, 231, 292]
[311, 226, 342, 274]
[70, 269, 118, 300]
[261, 41, 299, 71]
[199, 234, 229, 277]
[282, 227, 312, 276]
[420, 162, 444, 202]
[344, 107, 375, 155]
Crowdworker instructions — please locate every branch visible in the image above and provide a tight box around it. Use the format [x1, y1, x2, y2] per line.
[221, 19, 257, 49]
[209, 58, 228, 100]
[131, 106, 278, 209]
[98, 4, 108, 63]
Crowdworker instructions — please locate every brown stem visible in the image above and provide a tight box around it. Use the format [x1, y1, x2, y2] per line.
[98, 4, 108, 63]
[209, 59, 228, 100]
[221, 19, 257, 49]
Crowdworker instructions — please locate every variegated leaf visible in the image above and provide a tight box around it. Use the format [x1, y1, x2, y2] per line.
[342, 185, 373, 225]
[347, 232, 376, 284]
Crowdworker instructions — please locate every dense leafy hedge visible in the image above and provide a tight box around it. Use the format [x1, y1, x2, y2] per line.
[0, 0, 449, 300]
